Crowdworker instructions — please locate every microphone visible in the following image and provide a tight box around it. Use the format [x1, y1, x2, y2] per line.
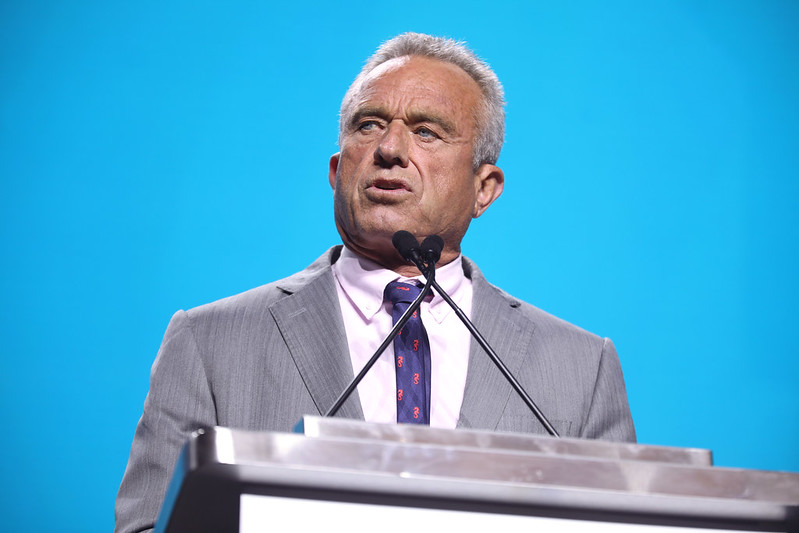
[324, 232, 436, 418]
[392, 231, 442, 277]
[392, 230, 425, 267]
[419, 235, 444, 265]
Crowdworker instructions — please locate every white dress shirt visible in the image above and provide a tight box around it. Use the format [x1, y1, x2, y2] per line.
[331, 246, 473, 428]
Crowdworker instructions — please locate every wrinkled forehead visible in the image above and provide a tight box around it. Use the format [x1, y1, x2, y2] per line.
[346, 56, 482, 124]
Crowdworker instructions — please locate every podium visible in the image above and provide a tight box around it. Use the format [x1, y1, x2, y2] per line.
[154, 416, 799, 532]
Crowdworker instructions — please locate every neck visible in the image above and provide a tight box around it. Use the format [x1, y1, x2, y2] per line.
[341, 241, 460, 278]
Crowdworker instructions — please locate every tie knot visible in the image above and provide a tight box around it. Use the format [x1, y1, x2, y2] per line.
[385, 281, 422, 306]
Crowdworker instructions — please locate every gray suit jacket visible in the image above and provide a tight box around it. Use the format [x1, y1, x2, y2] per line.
[115, 246, 635, 533]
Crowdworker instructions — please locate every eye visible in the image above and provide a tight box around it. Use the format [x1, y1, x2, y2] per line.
[415, 126, 439, 140]
[357, 120, 382, 133]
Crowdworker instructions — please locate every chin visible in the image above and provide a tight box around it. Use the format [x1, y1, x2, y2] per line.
[355, 218, 414, 239]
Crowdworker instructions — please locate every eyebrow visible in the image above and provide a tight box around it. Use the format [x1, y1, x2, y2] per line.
[349, 106, 458, 136]
[348, 106, 389, 129]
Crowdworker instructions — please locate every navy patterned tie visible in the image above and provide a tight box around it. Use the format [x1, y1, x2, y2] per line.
[385, 281, 431, 424]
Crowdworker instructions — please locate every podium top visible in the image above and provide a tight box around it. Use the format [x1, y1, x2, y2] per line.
[297, 415, 714, 466]
[155, 418, 799, 533]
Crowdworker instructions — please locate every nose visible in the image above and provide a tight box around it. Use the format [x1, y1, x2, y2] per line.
[374, 121, 409, 168]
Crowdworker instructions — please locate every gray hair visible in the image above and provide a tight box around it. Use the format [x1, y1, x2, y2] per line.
[339, 32, 505, 168]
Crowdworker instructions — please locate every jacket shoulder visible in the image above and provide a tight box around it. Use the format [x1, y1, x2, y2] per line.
[183, 246, 341, 320]
[463, 256, 604, 344]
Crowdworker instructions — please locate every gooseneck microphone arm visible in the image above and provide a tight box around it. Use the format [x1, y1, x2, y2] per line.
[430, 275, 559, 437]
[324, 234, 436, 418]
[407, 234, 560, 438]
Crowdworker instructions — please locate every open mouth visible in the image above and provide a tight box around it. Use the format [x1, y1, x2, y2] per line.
[370, 177, 409, 192]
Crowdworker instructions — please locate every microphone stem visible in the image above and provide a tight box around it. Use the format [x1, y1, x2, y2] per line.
[429, 277, 560, 438]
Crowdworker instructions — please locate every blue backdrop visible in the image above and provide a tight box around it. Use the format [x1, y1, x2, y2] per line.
[2, 1, 797, 531]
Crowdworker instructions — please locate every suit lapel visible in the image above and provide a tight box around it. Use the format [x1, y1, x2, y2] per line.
[456, 259, 537, 431]
[269, 249, 365, 421]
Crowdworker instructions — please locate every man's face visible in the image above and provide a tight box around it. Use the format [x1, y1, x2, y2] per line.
[329, 56, 503, 272]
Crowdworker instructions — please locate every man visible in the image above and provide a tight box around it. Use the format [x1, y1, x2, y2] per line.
[116, 32, 635, 533]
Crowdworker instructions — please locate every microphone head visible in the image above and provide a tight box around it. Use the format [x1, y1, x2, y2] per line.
[392, 230, 421, 262]
[420, 235, 444, 263]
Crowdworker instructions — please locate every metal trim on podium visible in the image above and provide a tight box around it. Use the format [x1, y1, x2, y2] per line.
[154, 416, 799, 533]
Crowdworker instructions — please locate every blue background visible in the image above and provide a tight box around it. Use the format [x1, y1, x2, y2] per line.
[1, 1, 797, 531]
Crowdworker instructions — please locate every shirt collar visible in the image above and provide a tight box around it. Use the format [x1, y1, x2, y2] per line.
[332, 245, 468, 324]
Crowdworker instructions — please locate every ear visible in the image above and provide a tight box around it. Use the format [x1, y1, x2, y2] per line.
[328, 153, 340, 190]
[472, 164, 505, 218]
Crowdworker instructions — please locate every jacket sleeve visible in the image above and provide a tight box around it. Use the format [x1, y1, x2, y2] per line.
[115, 310, 217, 533]
[579, 337, 636, 442]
